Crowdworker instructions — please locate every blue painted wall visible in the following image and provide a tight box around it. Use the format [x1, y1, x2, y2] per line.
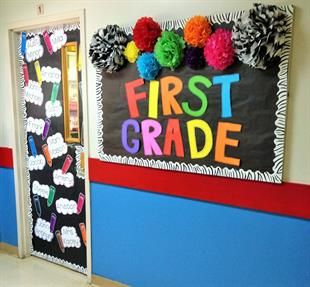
[0, 167, 17, 246]
[91, 183, 310, 287]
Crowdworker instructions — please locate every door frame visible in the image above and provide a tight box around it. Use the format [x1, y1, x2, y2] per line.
[8, 9, 92, 282]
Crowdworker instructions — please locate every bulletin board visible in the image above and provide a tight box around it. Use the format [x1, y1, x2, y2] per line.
[93, 4, 293, 184]
[19, 24, 86, 273]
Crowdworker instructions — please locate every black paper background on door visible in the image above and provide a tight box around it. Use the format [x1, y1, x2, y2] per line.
[25, 29, 86, 269]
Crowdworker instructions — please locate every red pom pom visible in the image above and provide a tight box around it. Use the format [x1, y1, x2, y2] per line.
[204, 28, 235, 70]
[133, 17, 162, 52]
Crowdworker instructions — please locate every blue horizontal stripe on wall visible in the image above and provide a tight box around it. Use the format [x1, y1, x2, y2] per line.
[0, 167, 17, 246]
[91, 182, 310, 287]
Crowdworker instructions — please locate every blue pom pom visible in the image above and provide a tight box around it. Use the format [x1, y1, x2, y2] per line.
[136, 53, 161, 81]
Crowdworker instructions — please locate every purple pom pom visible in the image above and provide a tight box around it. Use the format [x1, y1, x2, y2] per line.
[185, 47, 205, 69]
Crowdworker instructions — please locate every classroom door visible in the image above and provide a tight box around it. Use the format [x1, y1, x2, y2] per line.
[19, 22, 87, 273]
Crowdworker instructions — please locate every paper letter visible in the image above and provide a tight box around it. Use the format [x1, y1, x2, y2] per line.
[187, 119, 213, 159]
[121, 119, 140, 154]
[215, 122, 242, 166]
[125, 78, 146, 118]
[160, 76, 183, 116]
[213, 74, 240, 118]
[148, 80, 159, 119]
[141, 119, 162, 156]
[163, 119, 184, 157]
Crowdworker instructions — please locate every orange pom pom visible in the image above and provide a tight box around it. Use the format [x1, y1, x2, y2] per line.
[184, 16, 212, 48]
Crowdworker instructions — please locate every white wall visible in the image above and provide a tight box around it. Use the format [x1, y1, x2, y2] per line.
[0, 0, 309, 184]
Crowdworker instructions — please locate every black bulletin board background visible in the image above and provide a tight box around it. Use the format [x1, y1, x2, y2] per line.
[101, 23, 279, 174]
[25, 29, 86, 269]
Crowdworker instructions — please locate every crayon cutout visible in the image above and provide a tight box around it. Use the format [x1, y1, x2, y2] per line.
[28, 135, 37, 157]
[76, 193, 85, 215]
[61, 154, 73, 174]
[34, 60, 42, 85]
[21, 32, 26, 56]
[55, 230, 65, 253]
[50, 213, 57, 233]
[22, 63, 29, 86]
[47, 186, 56, 207]
[51, 83, 60, 103]
[42, 144, 52, 167]
[79, 223, 87, 246]
[33, 194, 41, 217]
[43, 31, 53, 55]
[42, 118, 51, 140]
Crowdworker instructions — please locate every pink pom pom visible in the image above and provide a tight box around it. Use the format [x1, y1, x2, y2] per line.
[204, 28, 235, 70]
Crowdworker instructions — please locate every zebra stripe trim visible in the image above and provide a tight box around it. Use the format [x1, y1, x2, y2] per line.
[96, 6, 293, 184]
[19, 25, 86, 273]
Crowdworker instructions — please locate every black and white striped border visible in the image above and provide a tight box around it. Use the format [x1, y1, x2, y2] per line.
[96, 6, 293, 184]
[19, 24, 86, 274]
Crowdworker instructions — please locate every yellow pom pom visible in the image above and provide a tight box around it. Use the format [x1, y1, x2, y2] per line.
[124, 41, 140, 63]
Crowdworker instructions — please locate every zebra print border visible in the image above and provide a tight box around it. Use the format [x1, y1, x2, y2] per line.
[19, 24, 86, 274]
[96, 6, 293, 184]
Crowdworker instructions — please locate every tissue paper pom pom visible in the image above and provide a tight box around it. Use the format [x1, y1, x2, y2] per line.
[133, 17, 162, 52]
[184, 16, 212, 48]
[124, 41, 140, 63]
[136, 53, 161, 81]
[204, 28, 235, 71]
[89, 25, 128, 72]
[154, 31, 185, 70]
[232, 3, 288, 69]
[185, 47, 205, 69]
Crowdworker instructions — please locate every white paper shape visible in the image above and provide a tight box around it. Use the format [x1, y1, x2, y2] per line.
[50, 29, 67, 52]
[61, 226, 81, 248]
[56, 198, 77, 215]
[27, 117, 45, 135]
[41, 66, 61, 84]
[53, 169, 74, 188]
[47, 133, 67, 159]
[32, 180, 49, 199]
[34, 218, 53, 242]
[28, 155, 46, 171]
[45, 100, 62, 118]
[24, 80, 43, 106]
[25, 35, 44, 62]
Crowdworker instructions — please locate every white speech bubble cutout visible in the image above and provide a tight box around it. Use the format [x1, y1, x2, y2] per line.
[24, 80, 43, 106]
[45, 100, 62, 118]
[28, 154, 46, 171]
[50, 29, 67, 52]
[41, 66, 61, 84]
[53, 169, 74, 188]
[34, 218, 53, 242]
[47, 133, 68, 159]
[32, 180, 49, 198]
[61, 226, 81, 248]
[25, 35, 44, 62]
[56, 198, 77, 215]
[27, 117, 45, 135]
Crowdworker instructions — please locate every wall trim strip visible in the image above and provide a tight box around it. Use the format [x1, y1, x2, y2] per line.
[1, 147, 309, 219]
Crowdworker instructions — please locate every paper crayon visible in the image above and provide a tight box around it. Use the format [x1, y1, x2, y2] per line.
[47, 186, 56, 207]
[50, 213, 57, 233]
[34, 60, 42, 85]
[42, 144, 52, 167]
[33, 195, 41, 217]
[22, 64, 29, 86]
[42, 118, 51, 140]
[55, 230, 65, 253]
[21, 32, 26, 56]
[28, 135, 37, 157]
[77, 193, 85, 215]
[43, 31, 53, 55]
[61, 154, 73, 174]
[80, 152, 85, 171]
[51, 83, 59, 103]
[79, 223, 86, 246]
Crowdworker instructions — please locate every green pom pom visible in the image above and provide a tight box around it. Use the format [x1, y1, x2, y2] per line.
[154, 31, 185, 70]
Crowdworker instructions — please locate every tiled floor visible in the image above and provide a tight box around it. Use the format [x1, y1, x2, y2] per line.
[0, 250, 92, 287]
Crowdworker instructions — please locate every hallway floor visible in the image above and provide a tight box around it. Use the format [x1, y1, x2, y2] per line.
[0, 250, 92, 287]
